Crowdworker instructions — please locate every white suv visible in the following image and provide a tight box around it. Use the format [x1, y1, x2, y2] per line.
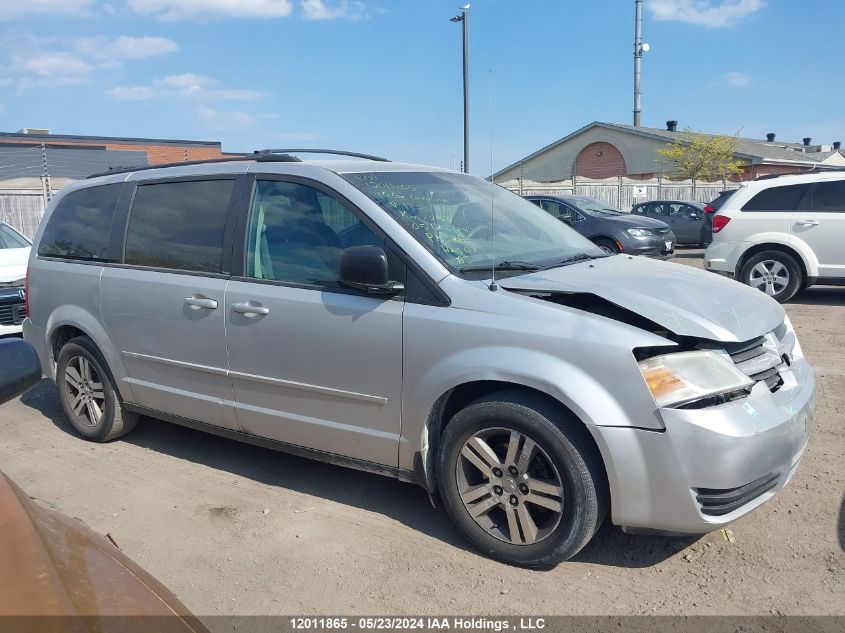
[704, 171, 845, 302]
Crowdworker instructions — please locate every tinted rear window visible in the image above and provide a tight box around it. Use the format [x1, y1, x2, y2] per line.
[811, 180, 845, 212]
[707, 190, 736, 211]
[38, 184, 122, 261]
[124, 179, 233, 273]
[741, 184, 811, 212]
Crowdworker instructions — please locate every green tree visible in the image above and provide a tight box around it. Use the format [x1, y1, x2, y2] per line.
[657, 128, 744, 181]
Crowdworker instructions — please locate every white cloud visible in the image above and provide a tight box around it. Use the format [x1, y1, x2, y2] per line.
[126, 0, 294, 21]
[76, 35, 178, 60]
[724, 71, 751, 87]
[301, 0, 366, 20]
[648, 0, 765, 27]
[110, 73, 263, 102]
[14, 52, 93, 86]
[0, 0, 93, 21]
[195, 105, 277, 131]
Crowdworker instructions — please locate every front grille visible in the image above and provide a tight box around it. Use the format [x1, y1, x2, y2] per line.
[651, 227, 671, 236]
[695, 472, 780, 516]
[725, 335, 786, 393]
[0, 302, 25, 326]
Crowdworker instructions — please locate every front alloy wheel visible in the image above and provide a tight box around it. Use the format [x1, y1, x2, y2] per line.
[437, 391, 608, 567]
[457, 428, 564, 545]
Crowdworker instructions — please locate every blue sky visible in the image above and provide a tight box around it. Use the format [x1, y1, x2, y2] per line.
[1, 0, 843, 175]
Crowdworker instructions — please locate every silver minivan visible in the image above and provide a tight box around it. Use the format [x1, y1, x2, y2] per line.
[23, 151, 815, 567]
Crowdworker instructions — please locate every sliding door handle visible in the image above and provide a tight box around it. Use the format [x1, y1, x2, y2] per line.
[185, 296, 218, 310]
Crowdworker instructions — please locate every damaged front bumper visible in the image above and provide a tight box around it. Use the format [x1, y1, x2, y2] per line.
[588, 354, 815, 534]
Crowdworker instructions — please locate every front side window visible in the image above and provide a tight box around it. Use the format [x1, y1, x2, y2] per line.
[540, 200, 572, 222]
[245, 180, 384, 287]
[124, 179, 233, 273]
[0, 223, 30, 249]
[741, 184, 811, 212]
[38, 184, 122, 261]
[811, 180, 845, 212]
[343, 171, 602, 274]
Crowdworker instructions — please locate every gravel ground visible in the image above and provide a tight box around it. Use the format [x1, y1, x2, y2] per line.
[0, 248, 843, 620]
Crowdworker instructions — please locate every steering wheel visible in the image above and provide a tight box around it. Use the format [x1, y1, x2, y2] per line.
[467, 225, 493, 241]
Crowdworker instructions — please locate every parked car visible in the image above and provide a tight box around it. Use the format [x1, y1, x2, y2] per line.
[525, 194, 676, 258]
[0, 222, 30, 337]
[705, 171, 845, 302]
[630, 200, 712, 246]
[0, 338, 207, 627]
[24, 151, 814, 567]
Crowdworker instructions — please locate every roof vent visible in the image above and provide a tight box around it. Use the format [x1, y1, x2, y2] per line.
[803, 137, 812, 146]
[834, 141, 841, 150]
[766, 133, 776, 142]
[666, 120, 678, 132]
[17, 128, 51, 135]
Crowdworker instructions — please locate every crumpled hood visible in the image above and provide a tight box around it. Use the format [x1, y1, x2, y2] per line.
[0, 248, 29, 284]
[501, 255, 784, 343]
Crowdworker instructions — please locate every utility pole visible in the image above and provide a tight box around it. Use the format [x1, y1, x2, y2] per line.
[40, 143, 52, 201]
[633, 0, 650, 127]
[451, 4, 470, 173]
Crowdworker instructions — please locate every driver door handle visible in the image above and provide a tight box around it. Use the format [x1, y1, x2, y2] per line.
[232, 302, 270, 316]
[795, 220, 820, 227]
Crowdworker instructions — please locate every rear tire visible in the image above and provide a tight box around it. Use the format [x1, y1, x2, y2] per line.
[739, 250, 802, 303]
[593, 238, 619, 255]
[437, 391, 608, 567]
[56, 336, 139, 442]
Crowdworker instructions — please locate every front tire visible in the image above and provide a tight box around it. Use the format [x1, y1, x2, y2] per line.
[437, 391, 608, 567]
[593, 238, 619, 255]
[739, 250, 802, 303]
[56, 336, 139, 442]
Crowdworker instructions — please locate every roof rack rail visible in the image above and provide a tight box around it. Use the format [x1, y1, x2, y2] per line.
[254, 148, 390, 162]
[86, 153, 300, 179]
[754, 165, 845, 181]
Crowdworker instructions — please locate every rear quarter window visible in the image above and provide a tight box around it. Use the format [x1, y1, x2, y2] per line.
[810, 179, 845, 212]
[37, 184, 123, 261]
[741, 184, 811, 212]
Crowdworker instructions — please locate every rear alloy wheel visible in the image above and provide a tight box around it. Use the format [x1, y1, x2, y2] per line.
[740, 250, 802, 303]
[56, 336, 139, 442]
[593, 238, 618, 255]
[437, 391, 607, 567]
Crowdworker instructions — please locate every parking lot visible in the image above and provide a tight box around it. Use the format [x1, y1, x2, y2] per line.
[1, 249, 843, 620]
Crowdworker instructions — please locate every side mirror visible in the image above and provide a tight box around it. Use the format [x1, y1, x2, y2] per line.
[339, 246, 404, 295]
[0, 339, 42, 406]
[689, 212, 699, 219]
[560, 216, 572, 225]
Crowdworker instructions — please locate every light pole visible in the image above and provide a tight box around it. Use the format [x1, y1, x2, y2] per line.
[451, 4, 470, 173]
[633, 0, 650, 127]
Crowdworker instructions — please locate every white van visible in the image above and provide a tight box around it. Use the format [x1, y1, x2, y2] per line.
[704, 171, 845, 302]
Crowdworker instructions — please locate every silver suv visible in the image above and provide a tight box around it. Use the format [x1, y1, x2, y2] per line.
[23, 151, 815, 567]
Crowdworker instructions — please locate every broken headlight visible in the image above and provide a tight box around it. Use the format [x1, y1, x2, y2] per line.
[638, 350, 754, 408]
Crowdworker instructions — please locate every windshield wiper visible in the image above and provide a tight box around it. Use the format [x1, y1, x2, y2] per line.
[460, 260, 542, 273]
[544, 253, 605, 269]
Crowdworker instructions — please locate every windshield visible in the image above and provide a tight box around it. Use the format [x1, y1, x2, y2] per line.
[566, 197, 624, 217]
[0, 223, 30, 249]
[343, 171, 604, 275]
